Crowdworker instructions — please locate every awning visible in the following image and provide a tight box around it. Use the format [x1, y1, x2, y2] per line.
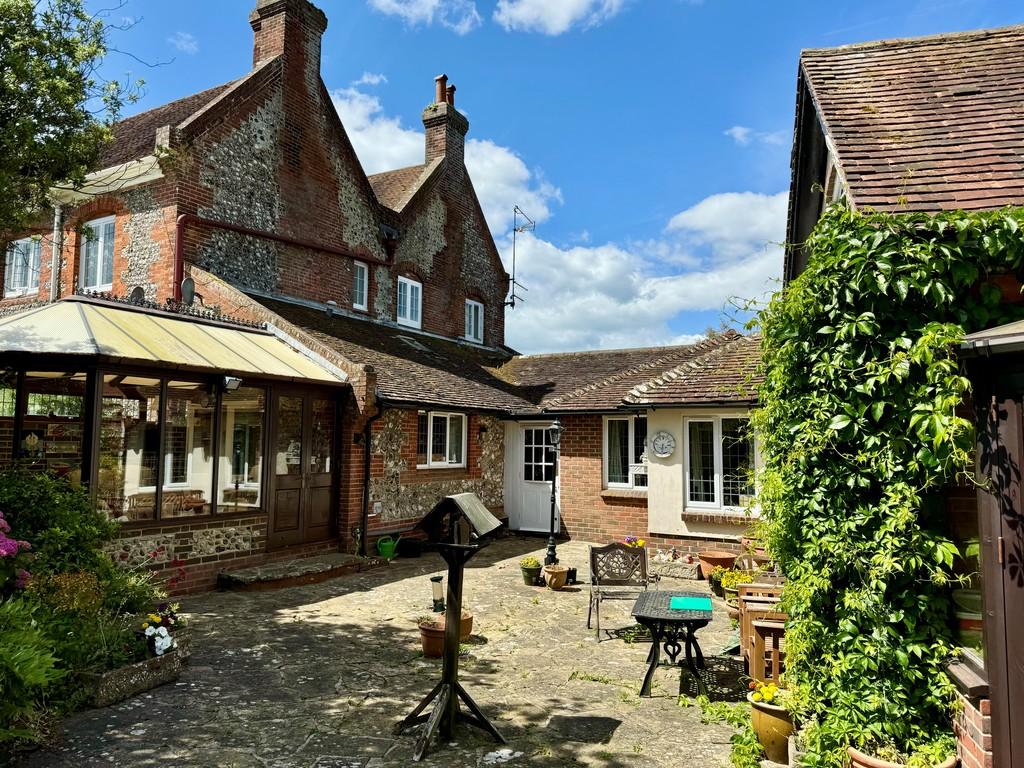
[0, 297, 346, 385]
[962, 319, 1024, 356]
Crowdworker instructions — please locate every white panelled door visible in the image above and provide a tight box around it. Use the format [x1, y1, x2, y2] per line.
[504, 422, 560, 533]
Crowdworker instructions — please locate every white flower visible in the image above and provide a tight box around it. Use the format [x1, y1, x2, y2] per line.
[144, 626, 156, 637]
[156, 626, 169, 638]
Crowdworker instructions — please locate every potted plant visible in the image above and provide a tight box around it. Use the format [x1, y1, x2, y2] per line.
[542, 563, 569, 590]
[519, 556, 542, 586]
[708, 565, 726, 598]
[697, 549, 737, 579]
[721, 569, 756, 608]
[417, 609, 474, 657]
[847, 734, 957, 768]
[747, 680, 793, 764]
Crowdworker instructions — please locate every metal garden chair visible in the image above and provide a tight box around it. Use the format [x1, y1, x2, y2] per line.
[587, 542, 660, 639]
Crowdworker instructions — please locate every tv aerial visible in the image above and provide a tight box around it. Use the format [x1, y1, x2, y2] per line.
[505, 206, 532, 309]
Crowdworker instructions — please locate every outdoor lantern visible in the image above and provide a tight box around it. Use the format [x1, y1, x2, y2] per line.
[430, 575, 445, 612]
[545, 419, 564, 566]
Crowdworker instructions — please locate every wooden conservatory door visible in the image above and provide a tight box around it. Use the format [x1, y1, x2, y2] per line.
[269, 391, 337, 549]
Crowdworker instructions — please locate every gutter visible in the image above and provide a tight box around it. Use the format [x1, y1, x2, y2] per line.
[359, 393, 385, 556]
[173, 213, 389, 302]
[49, 204, 63, 301]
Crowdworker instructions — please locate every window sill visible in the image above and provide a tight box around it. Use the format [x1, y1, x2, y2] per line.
[353, 304, 367, 313]
[681, 508, 751, 525]
[397, 319, 421, 329]
[600, 488, 648, 501]
[946, 658, 989, 701]
[415, 464, 467, 470]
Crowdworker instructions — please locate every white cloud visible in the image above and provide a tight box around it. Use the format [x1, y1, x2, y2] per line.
[494, 0, 627, 34]
[666, 191, 788, 261]
[353, 72, 388, 87]
[168, 31, 199, 55]
[330, 87, 561, 233]
[502, 227, 782, 353]
[724, 125, 788, 147]
[367, 0, 482, 34]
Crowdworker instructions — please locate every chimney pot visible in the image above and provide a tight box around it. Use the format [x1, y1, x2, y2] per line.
[434, 74, 448, 104]
[446, 84, 456, 106]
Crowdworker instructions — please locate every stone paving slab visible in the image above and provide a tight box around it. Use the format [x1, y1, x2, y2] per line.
[218, 553, 388, 590]
[19, 538, 738, 767]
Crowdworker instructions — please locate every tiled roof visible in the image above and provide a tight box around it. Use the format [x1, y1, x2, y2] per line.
[98, 80, 240, 168]
[498, 331, 745, 412]
[625, 335, 762, 406]
[801, 25, 1024, 211]
[255, 296, 535, 412]
[367, 162, 437, 211]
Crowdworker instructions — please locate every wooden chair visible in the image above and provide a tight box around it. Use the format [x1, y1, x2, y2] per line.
[751, 619, 786, 683]
[737, 582, 786, 667]
[587, 543, 659, 639]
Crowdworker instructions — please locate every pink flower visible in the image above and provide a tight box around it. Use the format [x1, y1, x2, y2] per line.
[15, 569, 30, 589]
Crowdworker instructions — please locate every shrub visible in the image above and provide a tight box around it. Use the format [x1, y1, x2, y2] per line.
[753, 205, 1024, 766]
[0, 598, 61, 740]
[519, 556, 541, 569]
[0, 470, 116, 575]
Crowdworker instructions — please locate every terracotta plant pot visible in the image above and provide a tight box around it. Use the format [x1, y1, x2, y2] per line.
[723, 586, 740, 607]
[448, 609, 474, 641]
[521, 566, 542, 586]
[418, 620, 445, 658]
[847, 747, 957, 768]
[698, 550, 737, 579]
[749, 693, 793, 764]
[542, 564, 569, 590]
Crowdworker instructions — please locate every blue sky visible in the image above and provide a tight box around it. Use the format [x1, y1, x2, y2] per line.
[97, 0, 1024, 353]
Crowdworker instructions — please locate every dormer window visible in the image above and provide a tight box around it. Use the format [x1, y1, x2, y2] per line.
[397, 276, 421, 329]
[81, 216, 115, 292]
[352, 261, 368, 311]
[464, 299, 483, 343]
[4, 237, 42, 297]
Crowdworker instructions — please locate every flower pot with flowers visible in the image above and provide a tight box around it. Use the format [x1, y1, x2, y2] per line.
[519, 556, 542, 586]
[623, 535, 645, 549]
[708, 565, 727, 598]
[747, 680, 793, 764]
[721, 569, 756, 609]
[847, 738, 957, 768]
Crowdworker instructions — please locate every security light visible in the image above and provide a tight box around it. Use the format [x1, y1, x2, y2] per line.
[222, 376, 242, 392]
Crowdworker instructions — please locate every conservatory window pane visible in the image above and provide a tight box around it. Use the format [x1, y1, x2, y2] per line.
[722, 418, 754, 507]
[162, 381, 214, 518]
[219, 387, 265, 511]
[99, 375, 161, 521]
[607, 419, 629, 485]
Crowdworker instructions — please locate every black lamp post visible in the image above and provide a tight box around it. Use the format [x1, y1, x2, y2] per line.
[544, 419, 564, 566]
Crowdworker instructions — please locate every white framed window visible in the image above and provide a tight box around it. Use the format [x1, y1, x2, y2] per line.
[683, 415, 755, 510]
[464, 299, 484, 343]
[523, 426, 555, 482]
[416, 411, 466, 468]
[603, 414, 648, 489]
[397, 276, 422, 328]
[352, 261, 368, 311]
[4, 237, 42, 297]
[81, 216, 115, 291]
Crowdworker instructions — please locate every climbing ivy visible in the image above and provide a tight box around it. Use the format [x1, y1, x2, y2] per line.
[752, 205, 1024, 767]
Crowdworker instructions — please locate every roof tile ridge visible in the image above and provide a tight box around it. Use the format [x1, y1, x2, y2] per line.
[624, 334, 752, 403]
[800, 24, 1024, 58]
[543, 332, 738, 409]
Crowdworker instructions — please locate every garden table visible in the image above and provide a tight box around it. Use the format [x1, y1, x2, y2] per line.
[631, 590, 713, 697]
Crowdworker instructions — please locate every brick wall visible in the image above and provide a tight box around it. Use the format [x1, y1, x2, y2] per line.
[955, 692, 993, 768]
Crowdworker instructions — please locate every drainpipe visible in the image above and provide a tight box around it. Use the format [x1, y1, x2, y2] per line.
[49, 204, 64, 301]
[359, 392, 385, 557]
[173, 213, 388, 302]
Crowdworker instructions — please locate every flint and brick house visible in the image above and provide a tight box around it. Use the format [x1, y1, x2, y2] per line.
[0, 0, 763, 598]
[785, 25, 1024, 768]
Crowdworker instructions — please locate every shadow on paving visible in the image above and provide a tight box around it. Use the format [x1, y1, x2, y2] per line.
[17, 538, 736, 768]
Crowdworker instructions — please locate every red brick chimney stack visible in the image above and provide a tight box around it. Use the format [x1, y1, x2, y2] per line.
[423, 75, 469, 173]
[434, 74, 448, 104]
[249, 0, 327, 69]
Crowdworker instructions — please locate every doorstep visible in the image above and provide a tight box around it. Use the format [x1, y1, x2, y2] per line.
[217, 552, 389, 591]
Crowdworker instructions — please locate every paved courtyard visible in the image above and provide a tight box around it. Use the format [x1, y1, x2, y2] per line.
[21, 538, 738, 767]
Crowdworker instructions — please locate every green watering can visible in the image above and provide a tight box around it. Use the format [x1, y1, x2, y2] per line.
[377, 535, 400, 559]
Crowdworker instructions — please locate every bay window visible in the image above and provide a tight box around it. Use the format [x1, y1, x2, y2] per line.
[81, 216, 115, 291]
[397, 276, 422, 328]
[416, 411, 466, 468]
[604, 415, 648, 489]
[5, 237, 42, 296]
[685, 416, 755, 509]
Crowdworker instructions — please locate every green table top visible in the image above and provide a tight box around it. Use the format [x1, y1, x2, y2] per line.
[669, 595, 713, 612]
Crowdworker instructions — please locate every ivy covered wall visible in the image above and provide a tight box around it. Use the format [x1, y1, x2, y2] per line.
[754, 205, 1024, 767]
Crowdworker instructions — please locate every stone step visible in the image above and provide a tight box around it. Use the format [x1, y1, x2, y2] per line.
[217, 552, 388, 592]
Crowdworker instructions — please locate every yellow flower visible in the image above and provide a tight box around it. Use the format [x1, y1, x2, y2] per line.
[751, 693, 762, 702]
[148, 613, 161, 623]
[141, 622, 149, 629]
